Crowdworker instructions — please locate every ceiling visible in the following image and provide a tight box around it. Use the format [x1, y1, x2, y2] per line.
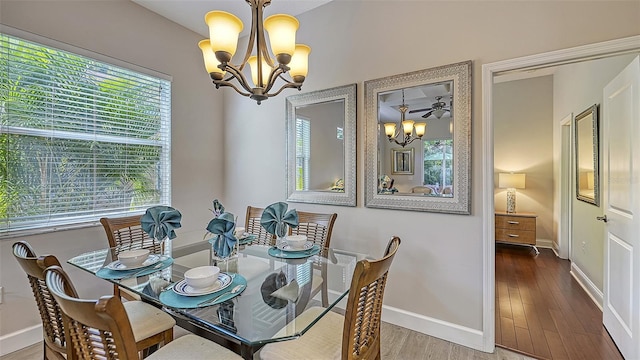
[131, 0, 332, 38]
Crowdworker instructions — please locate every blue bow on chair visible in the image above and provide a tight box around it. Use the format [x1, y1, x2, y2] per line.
[207, 212, 238, 258]
[141, 206, 182, 240]
[260, 202, 299, 238]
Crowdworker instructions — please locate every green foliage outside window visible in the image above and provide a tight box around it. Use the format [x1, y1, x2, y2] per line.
[0, 33, 170, 233]
[423, 139, 453, 187]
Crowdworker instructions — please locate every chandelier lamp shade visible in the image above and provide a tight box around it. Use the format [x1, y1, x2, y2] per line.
[198, 0, 311, 104]
[384, 90, 427, 147]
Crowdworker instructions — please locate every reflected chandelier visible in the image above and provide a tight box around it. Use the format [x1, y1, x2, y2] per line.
[384, 90, 427, 147]
[198, 0, 311, 104]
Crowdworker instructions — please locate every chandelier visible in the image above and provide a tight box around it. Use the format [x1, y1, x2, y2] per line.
[198, 0, 311, 104]
[384, 90, 427, 147]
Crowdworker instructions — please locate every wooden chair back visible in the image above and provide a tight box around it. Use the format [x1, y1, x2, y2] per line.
[101, 215, 162, 299]
[100, 215, 161, 257]
[45, 265, 141, 360]
[290, 211, 338, 249]
[341, 236, 401, 360]
[12, 241, 76, 360]
[244, 206, 276, 245]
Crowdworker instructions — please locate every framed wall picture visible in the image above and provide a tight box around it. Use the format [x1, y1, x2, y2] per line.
[391, 148, 414, 175]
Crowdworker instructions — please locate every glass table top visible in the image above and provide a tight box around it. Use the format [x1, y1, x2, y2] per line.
[67, 240, 367, 347]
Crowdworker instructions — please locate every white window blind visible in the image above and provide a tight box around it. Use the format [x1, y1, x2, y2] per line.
[0, 33, 171, 236]
[295, 117, 310, 191]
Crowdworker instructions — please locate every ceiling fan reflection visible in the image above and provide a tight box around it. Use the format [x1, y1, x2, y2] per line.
[409, 96, 451, 119]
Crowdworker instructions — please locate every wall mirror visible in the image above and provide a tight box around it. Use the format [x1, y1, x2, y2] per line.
[365, 61, 471, 214]
[286, 84, 357, 206]
[575, 104, 599, 206]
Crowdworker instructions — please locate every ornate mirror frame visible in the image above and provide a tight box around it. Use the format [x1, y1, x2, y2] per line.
[364, 61, 472, 214]
[286, 83, 357, 206]
[574, 104, 599, 206]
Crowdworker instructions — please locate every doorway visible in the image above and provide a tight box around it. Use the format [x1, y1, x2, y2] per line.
[481, 35, 640, 353]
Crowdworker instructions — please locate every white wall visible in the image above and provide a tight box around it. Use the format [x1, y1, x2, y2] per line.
[222, 0, 639, 347]
[1, 0, 639, 354]
[553, 54, 638, 294]
[494, 76, 555, 243]
[0, 0, 224, 347]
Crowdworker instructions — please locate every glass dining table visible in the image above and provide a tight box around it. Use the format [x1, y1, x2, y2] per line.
[67, 240, 367, 359]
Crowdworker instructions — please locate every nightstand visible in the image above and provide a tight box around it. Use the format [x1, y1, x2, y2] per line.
[495, 211, 538, 254]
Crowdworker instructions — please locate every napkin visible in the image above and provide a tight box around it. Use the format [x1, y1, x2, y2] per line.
[141, 206, 182, 240]
[260, 202, 299, 238]
[206, 212, 237, 258]
[210, 199, 225, 218]
[270, 279, 300, 302]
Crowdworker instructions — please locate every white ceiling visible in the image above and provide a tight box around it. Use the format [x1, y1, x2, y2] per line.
[131, 0, 332, 38]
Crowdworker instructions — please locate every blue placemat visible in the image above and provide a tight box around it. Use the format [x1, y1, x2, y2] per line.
[159, 273, 247, 309]
[268, 245, 321, 259]
[97, 257, 173, 280]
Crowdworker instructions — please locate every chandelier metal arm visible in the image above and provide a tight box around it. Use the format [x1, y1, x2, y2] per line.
[212, 79, 253, 98]
[265, 80, 302, 98]
[217, 64, 255, 95]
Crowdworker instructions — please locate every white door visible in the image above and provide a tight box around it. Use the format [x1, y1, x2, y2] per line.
[602, 55, 640, 360]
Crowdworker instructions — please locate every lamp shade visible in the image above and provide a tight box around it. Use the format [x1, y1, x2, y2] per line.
[414, 122, 427, 137]
[499, 173, 526, 189]
[402, 120, 415, 135]
[248, 55, 271, 87]
[264, 14, 299, 60]
[288, 44, 311, 81]
[384, 123, 396, 137]
[198, 40, 225, 78]
[205, 11, 243, 59]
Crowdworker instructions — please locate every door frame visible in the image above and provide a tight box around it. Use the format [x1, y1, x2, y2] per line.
[481, 35, 640, 352]
[559, 114, 573, 260]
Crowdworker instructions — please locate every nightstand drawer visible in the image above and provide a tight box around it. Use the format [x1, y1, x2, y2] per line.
[495, 228, 536, 245]
[495, 215, 536, 231]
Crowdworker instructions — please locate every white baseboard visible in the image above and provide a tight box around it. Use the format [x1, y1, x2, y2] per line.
[570, 262, 603, 310]
[381, 304, 485, 352]
[326, 290, 485, 351]
[536, 238, 554, 249]
[0, 324, 42, 357]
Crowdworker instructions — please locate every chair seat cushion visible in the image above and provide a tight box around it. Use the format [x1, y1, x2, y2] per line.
[123, 301, 176, 342]
[147, 334, 241, 360]
[259, 307, 344, 360]
[145, 335, 242, 360]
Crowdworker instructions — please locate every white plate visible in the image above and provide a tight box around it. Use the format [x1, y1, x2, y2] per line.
[106, 254, 162, 271]
[276, 241, 314, 252]
[173, 273, 233, 296]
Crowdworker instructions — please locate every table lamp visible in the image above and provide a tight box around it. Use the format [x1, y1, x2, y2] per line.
[499, 173, 526, 213]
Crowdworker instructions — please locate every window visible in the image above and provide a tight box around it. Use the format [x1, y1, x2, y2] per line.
[0, 33, 171, 235]
[423, 139, 453, 191]
[295, 117, 310, 191]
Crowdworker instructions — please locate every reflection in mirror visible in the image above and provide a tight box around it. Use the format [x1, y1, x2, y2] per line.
[365, 61, 471, 214]
[286, 84, 356, 206]
[575, 104, 599, 206]
[377, 82, 454, 198]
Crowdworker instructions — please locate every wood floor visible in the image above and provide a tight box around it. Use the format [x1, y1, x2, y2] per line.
[2, 322, 535, 360]
[496, 243, 623, 360]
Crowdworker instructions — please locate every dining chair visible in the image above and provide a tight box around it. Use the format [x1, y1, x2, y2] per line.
[13, 241, 176, 359]
[12, 241, 67, 360]
[244, 206, 275, 245]
[44, 265, 241, 360]
[289, 211, 338, 307]
[100, 215, 161, 299]
[411, 186, 433, 194]
[259, 236, 401, 360]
